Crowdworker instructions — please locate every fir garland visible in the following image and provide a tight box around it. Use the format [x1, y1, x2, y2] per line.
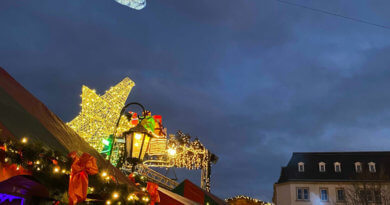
[0, 138, 150, 204]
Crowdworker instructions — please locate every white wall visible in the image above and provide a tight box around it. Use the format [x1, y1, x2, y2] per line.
[274, 182, 386, 205]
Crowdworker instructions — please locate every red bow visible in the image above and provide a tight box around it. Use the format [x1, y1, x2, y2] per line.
[147, 182, 160, 205]
[68, 152, 98, 205]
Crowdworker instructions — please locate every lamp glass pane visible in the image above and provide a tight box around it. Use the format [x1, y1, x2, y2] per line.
[139, 135, 151, 160]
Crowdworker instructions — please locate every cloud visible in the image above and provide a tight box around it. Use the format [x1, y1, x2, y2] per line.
[1, 0, 390, 201]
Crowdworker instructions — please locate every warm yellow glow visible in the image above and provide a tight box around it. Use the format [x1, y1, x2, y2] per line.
[141, 187, 146, 191]
[67, 78, 135, 152]
[21, 137, 28, 144]
[127, 194, 137, 201]
[101, 171, 108, 177]
[112, 192, 119, 199]
[90, 187, 95, 192]
[167, 148, 176, 156]
[37, 167, 40, 171]
[134, 142, 139, 147]
[134, 133, 142, 140]
[35, 160, 40, 165]
[106, 200, 111, 205]
[54, 167, 60, 173]
[4, 158, 8, 162]
[16, 165, 20, 170]
[62, 169, 66, 173]
[142, 197, 149, 202]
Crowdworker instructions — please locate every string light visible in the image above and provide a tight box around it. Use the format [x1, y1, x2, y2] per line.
[225, 195, 271, 204]
[167, 148, 176, 156]
[67, 78, 135, 152]
[142, 196, 149, 202]
[53, 167, 60, 173]
[21, 137, 27, 144]
[112, 192, 119, 199]
[101, 171, 108, 177]
[106, 200, 111, 205]
[62, 169, 66, 174]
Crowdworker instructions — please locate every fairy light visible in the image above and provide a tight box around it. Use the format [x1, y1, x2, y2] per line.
[142, 196, 149, 202]
[141, 187, 146, 192]
[67, 78, 135, 152]
[127, 195, 135, 201]
[4, 158, 8, 162]
[112, 192, 119, 199]
[101, 171, 108, 177]
[167, 148, 176, 156]
[225, 195, 269, 204]
[106, 200, 111, 205]
[21, 137, 28, 144]
[53, 167, 60, 173]
[35, 160, 40, 165]
[62, 169, 66, 174]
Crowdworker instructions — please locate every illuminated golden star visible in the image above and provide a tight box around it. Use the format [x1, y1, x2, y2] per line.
[67, 77, 135, 152]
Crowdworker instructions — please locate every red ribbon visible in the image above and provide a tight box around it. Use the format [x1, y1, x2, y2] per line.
[68, 152, 98, 205]
[147, 182, 160, 205]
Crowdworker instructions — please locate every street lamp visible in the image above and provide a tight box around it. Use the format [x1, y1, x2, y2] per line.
[108, 102, 153, 171]
[123, 123, 153, 171]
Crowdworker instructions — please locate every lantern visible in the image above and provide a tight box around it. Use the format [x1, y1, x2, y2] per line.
[123, 123, 153, 164]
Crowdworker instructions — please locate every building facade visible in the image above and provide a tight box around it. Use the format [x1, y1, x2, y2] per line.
[273, 152, 390, 205]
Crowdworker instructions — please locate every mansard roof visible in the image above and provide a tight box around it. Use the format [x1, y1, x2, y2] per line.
[277, 151, 390, 183]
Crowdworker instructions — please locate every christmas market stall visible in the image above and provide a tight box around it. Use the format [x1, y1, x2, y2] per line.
[0, 67, 143, 204]
[172, 180, 226, 205]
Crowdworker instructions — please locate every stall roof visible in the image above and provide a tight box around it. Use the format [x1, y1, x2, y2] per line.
[0, 67, 132, 186]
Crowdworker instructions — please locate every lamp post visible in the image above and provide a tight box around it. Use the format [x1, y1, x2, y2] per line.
[108, 102, 153, 172]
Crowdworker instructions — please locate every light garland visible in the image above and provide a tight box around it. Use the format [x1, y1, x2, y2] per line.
[165, 131, 217, 170]
[225, 195, 272, 205]
[67, 78, 135, 152]
[0, 137, 150, 204]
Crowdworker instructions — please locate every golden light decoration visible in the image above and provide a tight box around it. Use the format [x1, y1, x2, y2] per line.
[21, 137, 28, 144]
[67, 77, 135, 152]
[112, 192, 119, 199]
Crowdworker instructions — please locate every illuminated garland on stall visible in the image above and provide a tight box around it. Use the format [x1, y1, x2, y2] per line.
[166, 131, 218, 170]
[0, 137, 150, 204]
[225, 195, 272, 205]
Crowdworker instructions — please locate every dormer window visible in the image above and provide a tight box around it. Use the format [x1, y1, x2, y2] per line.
[298, 162, 304, 172]
[319, 162, 326, 172]
[355, 162, 362, 173]
[334, 162, 341, 172]
[368, 162, 376, 173]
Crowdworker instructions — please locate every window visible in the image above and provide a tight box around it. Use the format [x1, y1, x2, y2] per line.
[368, 162, 376, 173]
[320, 188, 328, 201]
[319, 162, 326, 172]
[298, 162, 304, 172]
[355, 162, 362, 173]
[296, 188, 309, 201]
[334, 162, 341, 172]
[336, 189, 345, 202]
[374, 190, 382, 203]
